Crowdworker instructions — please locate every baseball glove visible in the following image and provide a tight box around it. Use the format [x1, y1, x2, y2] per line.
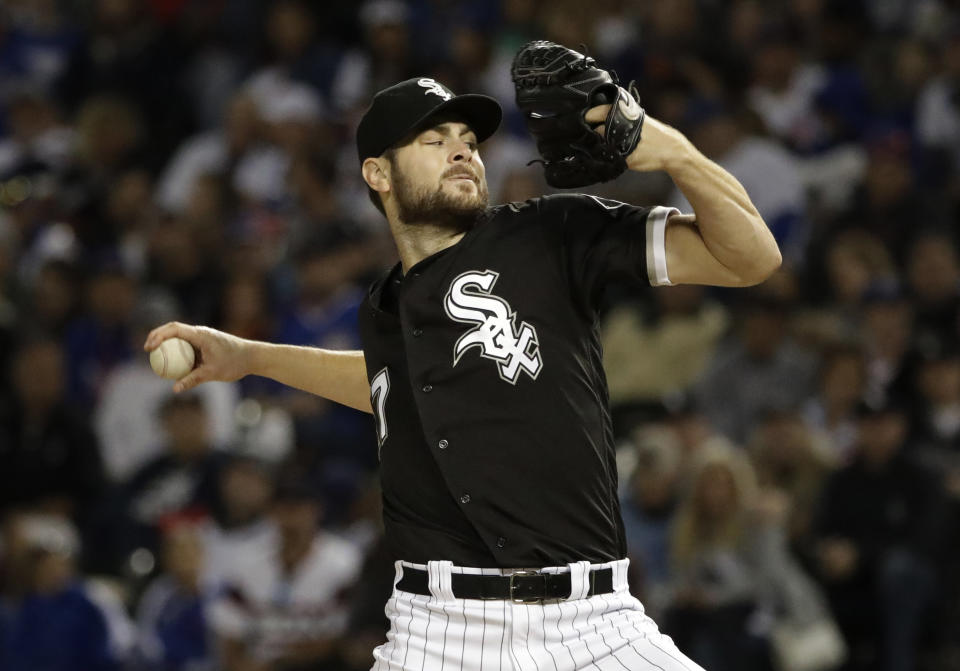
[511, 41, 645, 189]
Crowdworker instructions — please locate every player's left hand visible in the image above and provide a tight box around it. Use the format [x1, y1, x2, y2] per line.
[585, 107, 691, 173]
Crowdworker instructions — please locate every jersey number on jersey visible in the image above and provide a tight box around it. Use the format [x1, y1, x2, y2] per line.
[370, 367, 390, 455]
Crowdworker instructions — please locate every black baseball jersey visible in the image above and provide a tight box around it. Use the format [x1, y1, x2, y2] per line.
[358, 193, 676, 567]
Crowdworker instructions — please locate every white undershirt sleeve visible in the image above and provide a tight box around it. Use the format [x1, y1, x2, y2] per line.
[645, 205, 679, 287]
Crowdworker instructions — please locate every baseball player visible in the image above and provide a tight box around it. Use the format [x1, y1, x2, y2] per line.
[145, 43, 780, 671]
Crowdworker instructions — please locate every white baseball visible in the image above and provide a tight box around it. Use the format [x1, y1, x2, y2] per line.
[149, 337, 197, 380]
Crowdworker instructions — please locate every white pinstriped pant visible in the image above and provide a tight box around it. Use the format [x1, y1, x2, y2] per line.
[371, 558, 706, 671]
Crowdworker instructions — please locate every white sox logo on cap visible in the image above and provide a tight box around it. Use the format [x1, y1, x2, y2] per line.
[418, 78, 452, 101]
[443, 270, 542, 384]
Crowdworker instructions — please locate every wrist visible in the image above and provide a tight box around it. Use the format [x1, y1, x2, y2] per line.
[658, 134, 698, 174]
[242, 339, 268, 378]
[625, 116, 698, 173]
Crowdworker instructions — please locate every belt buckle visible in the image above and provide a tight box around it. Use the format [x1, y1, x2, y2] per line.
[509, 570, 546, 604]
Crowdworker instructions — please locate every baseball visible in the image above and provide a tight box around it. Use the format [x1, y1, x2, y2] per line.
[149, 337, 197, 380]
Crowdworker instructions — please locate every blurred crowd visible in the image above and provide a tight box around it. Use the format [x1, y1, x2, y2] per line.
[0, 0, 959, 670]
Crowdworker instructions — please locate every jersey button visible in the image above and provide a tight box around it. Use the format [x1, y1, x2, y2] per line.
[459, 494, 471, 504]
[497, 537, 506, 548]
[438, 439, 448, 449]
[413, 327, 423, 337]
[421, 384, 433, 393]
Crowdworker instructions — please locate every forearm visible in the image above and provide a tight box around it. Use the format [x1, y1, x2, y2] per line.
[247, 342, 372, 413]
[663, 140, 780, 283]
[621, 115, 781, 286]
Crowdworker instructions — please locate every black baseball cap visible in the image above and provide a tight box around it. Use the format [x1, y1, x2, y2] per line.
[356, 77, 502, 163]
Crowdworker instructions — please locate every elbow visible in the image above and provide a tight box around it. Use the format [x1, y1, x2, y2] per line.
[758, 245, 783, 282]
[739, 241, 782, 287]
[745, 215, 782, 285]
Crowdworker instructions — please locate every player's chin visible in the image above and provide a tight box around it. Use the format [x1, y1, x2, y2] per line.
[443, 178, 479, 194]
[447, 179, 487, 203]
[443, 186, 486, 209]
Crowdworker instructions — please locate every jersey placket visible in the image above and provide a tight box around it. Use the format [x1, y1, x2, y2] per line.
[395, 269, 495, 549]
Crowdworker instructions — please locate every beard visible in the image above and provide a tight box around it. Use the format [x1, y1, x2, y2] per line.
[392, 164, 489, 232]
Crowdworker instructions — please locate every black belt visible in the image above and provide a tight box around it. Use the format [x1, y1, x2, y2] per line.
[396, 566, 614, 603]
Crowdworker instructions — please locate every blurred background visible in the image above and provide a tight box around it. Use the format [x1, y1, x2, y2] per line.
[0, 0, 959, 670]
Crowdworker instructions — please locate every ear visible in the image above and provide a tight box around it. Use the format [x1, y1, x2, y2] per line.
[362, 157, 391, 194]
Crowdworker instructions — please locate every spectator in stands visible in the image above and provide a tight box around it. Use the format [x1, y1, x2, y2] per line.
[210, 475, 361, 671]
[251, 0, 341, 99]
[0, 89, 74, 177]
[62, 261, 138, 408]
[217, 274, 274, 343]
[55, 0, 186, 165]
[820, 230, 894, 303]
[663, 445, 775, 671]
[25, 259, 81, 337]
[0, 158, 72, 287]
[154, 92, 261, 216]
[861, 282, 916, 404]
[202, 403, 294, 588]
[747, 21, 826, 154]
[602, 284, 729, 411]
[813, 397, 944, 671]
[697, 293, 818, 444]
[620, 425, 685, 618]
[911, 336, 960, 651]
[286, 153, 349, 249]
[801, 342, 869, 464]
[905, 230, 960, 342]
[95, 394, 224, 575]
[134, 520, 216, 671]
[146, 213, 225, 325]
[801, 230, 897, 343]
[0, 512, 133, 671]
[911, 335, 960, 453]
[331, 0, 418, 114]
[0, 338, 104, 524]
[829, 129, 949, 263]
[916, 24, 960, 188]
[59, 96, 148, 251]
[748, 409, 833, 560]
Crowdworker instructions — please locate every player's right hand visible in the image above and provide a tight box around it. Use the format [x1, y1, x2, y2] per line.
[144, 322, 250, 393]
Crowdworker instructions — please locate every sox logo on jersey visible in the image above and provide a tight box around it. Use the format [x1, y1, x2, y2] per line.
[443, 270, 542, 384]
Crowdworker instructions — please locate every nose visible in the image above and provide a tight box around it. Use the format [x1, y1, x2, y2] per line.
[449, 139, 474, 164]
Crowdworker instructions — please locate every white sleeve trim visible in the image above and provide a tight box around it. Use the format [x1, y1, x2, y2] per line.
[646, 206, 679, 286]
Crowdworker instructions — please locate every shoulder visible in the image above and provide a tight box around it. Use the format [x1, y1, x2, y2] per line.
[486, 194, 653, 228]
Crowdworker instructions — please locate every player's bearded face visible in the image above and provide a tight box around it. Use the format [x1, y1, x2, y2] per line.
[389, 135, 489, 229]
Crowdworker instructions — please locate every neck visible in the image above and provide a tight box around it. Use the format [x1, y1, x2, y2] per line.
[388, 217, 469, 274]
